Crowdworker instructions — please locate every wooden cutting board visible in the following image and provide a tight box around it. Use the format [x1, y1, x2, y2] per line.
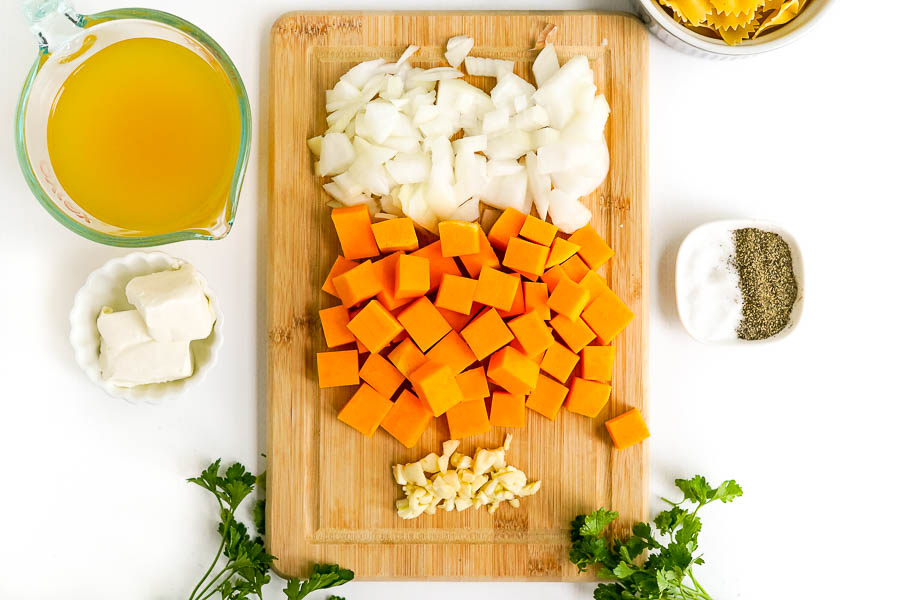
[267, 12, 648, 581]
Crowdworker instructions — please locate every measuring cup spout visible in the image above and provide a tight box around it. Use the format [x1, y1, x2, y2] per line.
[22, 0, 84, 54]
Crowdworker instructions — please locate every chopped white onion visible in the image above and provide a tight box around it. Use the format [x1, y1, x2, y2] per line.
[464, 56, 514, 78]
[445, 36, 474, 68]
[533, 44, 559, 87]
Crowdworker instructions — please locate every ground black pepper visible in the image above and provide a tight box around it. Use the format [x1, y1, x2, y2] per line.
[731, 228, 798, 341]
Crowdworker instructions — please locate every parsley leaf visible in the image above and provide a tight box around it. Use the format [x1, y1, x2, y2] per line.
[284, 564, 355, 599]
[581, 508, 619, 538]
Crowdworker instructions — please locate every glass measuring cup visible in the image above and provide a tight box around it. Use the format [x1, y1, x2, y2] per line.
[15, 1, 251, 247]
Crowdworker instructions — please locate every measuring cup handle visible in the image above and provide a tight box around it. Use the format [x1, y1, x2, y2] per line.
[22, 0, 84, 53]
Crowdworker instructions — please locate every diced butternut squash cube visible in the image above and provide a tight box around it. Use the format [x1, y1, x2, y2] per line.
[539, 341, 580, 383]
[337, 383, 393, 436]
[545, 237, 580, 269]
[523, 282, 551, 320]
[549, 314, 597, 353]
[487, 207, 527, 251]
[605, 408, 650, 450]
[322, 256, 358, 298]
[455, 366, 490, 402]
[435, 274, 477, 315]
[331, 205, 380, 260]
[503, 237, 550, 278]
[388, 337, 427, 378]
[397, 297, 452, 352]
[426, 330, 476, 375]
[371, 217, 419, 253]
[566, 377, 612, 418]
[381, 389, 433, 448]
[460, 308, 514, 361]
[332, 260, 381, 307]
[489, 392, 526, 428]
[409, 360, 464, 416]
[394, 254, 430, 299]
[473, 267, 520, 311]
[547, 277, 591, 321]
[446, 399, 491, 439]
[359, 352, 405, 398]
[580, 270, 608, 301]
[372, 252, 414, 311]
[526, 374, 569, 421]
[496, 279, 525, 318]
[508, 310, 554, 358]
[540, 264, 572, 294]
[518, 215, 558, 247]
[412, 241, 462, 292]
[560, 254, 590, 282]
[319, 305, 356, 348]
[568, 225, 614, 270]
[459, 228, 500, 278]
[347, 299, 404, 353]
[581, 345, 616, 382]
[581, 285, 636, 344]
[487, 346, 540, 395]
[316, 350, 359, 387]
[438, 220, 481, 257]
[437, 306, 476, 332]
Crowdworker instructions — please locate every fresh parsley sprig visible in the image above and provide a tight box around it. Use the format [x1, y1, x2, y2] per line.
[569, 475, 742, 600]
[188, 460, 354, 600]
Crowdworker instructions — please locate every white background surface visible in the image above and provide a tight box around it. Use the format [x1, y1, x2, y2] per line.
[1, 1, 898, 598]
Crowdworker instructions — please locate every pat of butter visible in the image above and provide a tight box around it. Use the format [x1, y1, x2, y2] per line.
[97, 308, 193, 387]
[125, 265, 216, 342]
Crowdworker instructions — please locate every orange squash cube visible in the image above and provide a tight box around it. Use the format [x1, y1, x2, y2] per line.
[539, 341, 580, 383]
[347, 299, 404, 353]
[545, 237, 580, 269]
[337, 382, 393, 436]
[387, 337, 427, 378]
[397, 297, 452, 352]
[489, 392, 526, 428]
[331, 205, 380, 260]
[371, 217, 419, 253]
[394, 254, 430, 299]
[560, 254, 591, 282]
[460, 308, 514, 361]
[473, 267, 520, 311]
[526, 374, 569, 421]
[316, 350, 359, 387]
[566, 377, 612, 418]
[426, 330, 476, 375]
[503, 237, 550, 278]
[359, 352, 406, 398]
[581, 345, 616, 382]
[605, 408, 650, 450]
[455, 366, 490, 402]
[435, 274, 478, 315]
[581, 285, 635, 344]
[508, 310, 555, 358]
[568, 225, 614, 270]
[319, 305, 355, 348]
[496, 279, 525, 318]
[487, 346, 540, 395]
[580, 270, 608, 301]
[518, 215, 558, 246]
[409, 360, 464, 416]
[523, 282, 551, 320]
[446, 399, 491, 439]
[549, 314, 597, 353]
[459, 228, 501, 278]
[438, 220, 481, 257]
[487, 207, 527, 251]
[372, 252, 414, 312]
[332, 260, 381, 307]
[437, 306, 476, 332]
[381, 389, 433, 448]
[540, 264, 572, 294]
[547, 277, 591, 321]
[412, 241, 462, 292]
[322, 256, 358, 298]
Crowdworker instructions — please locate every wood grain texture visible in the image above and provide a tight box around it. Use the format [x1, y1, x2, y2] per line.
[267, 12, 648, 581]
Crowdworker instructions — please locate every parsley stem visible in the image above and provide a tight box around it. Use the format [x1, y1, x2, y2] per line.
[687, 569, 712, 599]
[196, 564, 237, 600]
[189, 502, 230, 600]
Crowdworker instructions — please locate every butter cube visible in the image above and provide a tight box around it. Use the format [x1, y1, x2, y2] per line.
[125, 265, 216, 342]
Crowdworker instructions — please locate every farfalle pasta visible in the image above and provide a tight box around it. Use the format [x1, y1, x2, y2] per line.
[657, 0, 811, 45]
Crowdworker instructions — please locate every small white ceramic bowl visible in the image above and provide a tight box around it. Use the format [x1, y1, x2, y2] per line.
[676, 219, 804, 344]
[69, 252, 223, 402]
[633, 0, 833, 59]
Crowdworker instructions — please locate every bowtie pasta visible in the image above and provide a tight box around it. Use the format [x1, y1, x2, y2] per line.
[657, 0, 811, 45]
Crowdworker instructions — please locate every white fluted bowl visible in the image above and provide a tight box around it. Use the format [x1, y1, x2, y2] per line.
[69, 252, 223, 402]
